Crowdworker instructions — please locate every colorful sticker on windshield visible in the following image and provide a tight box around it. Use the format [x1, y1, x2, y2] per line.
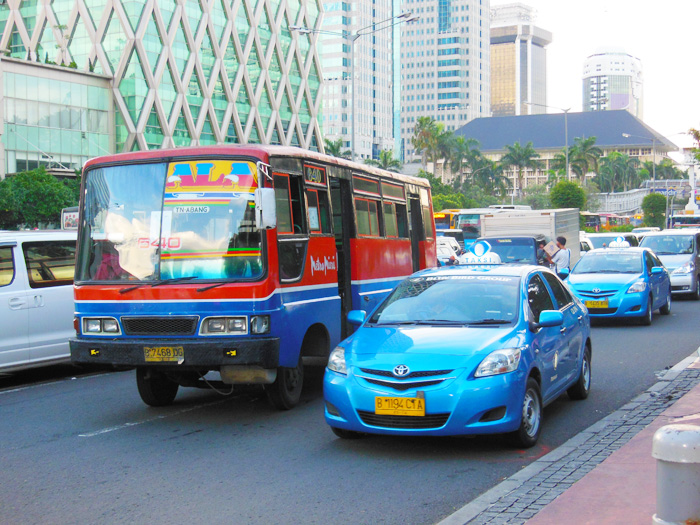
[164, 160, 258, 202]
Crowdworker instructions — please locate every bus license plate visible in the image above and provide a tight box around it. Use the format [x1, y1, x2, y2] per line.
[144, 346, 184, 362]
[375, 396, 425, 416]
[585, 299, 608, 308]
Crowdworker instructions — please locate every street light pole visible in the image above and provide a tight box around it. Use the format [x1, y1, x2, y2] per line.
[292, 13, 418, 162]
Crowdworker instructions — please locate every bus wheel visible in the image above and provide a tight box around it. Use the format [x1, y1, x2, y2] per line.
[265, 357, 304, 410]
[136, 368, 179, 407]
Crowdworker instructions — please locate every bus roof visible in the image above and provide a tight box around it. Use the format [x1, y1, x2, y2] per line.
[82, 145, 431, 188]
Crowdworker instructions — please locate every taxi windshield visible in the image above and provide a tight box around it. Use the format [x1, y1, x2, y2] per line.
[77, 160, 263, 283]
[640, 235, 695, 255]
[369, 275, 520, 325]
[572, 252, 642, 274]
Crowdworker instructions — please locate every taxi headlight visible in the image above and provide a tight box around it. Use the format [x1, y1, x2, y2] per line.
[672, 261, 694, 274]
[627, 280, 647, 294]
[327, 346, 347, 375]
[475, 347, 522, 378]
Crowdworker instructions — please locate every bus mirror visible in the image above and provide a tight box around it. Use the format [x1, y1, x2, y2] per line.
[255, 188, 276, 230]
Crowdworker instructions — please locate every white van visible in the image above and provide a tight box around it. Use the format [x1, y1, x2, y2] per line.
[0, 230, 77, 372]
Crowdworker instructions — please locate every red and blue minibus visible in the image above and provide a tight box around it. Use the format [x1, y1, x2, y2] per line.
[70, 145, 436, 409]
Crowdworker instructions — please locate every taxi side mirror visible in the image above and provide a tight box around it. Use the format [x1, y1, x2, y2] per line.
[347, 310, 367, 326]
[651, 267, 664, 275]
[535, 310, 564, 329]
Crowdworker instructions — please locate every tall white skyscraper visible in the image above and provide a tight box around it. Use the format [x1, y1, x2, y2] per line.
[490, 3, 551, 117]
[319, 0, 398, 160]
[400, 0, 491, 161]
[583, 48, 643, 119]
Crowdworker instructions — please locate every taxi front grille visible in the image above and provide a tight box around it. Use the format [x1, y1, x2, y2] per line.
[122, 317, 198, 336]
[363, 378, 446, 391]
[578, 290, 617, 298]
[359, 368, 453, 379]
[586, 307, 618, 315]
[357, 410, 450, 429]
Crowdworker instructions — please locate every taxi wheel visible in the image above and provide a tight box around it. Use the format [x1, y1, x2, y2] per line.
[265, 357, 304, 410]
[509, 378, 542, 449]
[568, 347, 592, 400]
[659, 294, 671, 315]
[136, 368, 179, 407]
[331, 427, 363, 440]
[692, 278, 700, 300]
[640, 297, 653, 326]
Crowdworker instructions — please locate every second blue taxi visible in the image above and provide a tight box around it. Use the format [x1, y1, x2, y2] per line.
[324, 259, 592, 448]
[565, 244, 672, 325]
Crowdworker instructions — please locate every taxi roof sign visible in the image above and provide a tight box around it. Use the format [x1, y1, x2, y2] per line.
[608, 236, 631, 248]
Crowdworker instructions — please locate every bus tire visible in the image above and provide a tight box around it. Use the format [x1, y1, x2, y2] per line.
[136, 368, 179, 407]
[265, 356, 304, 410]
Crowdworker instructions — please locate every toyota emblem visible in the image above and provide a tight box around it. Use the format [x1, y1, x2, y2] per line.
[393, 364, 410, 377]
[592, 288, 601, 294]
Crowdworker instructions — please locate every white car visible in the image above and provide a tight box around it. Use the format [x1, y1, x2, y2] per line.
[436, 236, 462, 265]
[0, 230, 77, 372]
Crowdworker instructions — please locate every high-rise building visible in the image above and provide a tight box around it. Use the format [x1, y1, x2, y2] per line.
[0, 0, 323, 178]
[490, 3, 551, 117]
[318, 0, 397, 161]
[400, 0, 491, 161]
[583, 48, 643, 119]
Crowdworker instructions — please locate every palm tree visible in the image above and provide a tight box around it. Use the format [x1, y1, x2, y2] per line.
[449, 136, 481, 184]
[569, 136, 603, 177]
[499, 142, 542, 198]
[324, 138, 350, 160]
[599, 152, 640, 192]
[411, 117, 439, 169]
[364, 149, 402, 172]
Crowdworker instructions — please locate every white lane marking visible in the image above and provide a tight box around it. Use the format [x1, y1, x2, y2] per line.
[78, 399, 227, 437]
[0, 372, 111, 396]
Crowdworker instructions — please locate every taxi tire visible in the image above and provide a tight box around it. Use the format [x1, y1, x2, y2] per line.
[640, 297, 653, 326]
[509, 378, 542, 449]
[136, 367, 179, 407]
[659, 294, 671, 315]
[331, 427, 363, 439]
[265, 356, 304, 410]
[568, 346, 592, 400]
[692, 278, 700, 301]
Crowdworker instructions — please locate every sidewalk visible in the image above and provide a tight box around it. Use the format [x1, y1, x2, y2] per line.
[439, 350, 700, 525]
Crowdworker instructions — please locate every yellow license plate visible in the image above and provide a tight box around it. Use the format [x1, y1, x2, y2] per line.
[144, 346, 184, 362]
[375, 396, 425, 416]
[585, 299, 609, 308]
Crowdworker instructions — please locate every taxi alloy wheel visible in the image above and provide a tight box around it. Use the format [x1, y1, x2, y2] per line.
[660, 294, 671, 315]
[568, 347, 592, 400]
[510, 378, 542, 448]
[641, 297, 653, 326]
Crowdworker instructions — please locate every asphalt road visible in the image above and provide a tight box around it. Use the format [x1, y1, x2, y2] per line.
[1, 299, 699, 525]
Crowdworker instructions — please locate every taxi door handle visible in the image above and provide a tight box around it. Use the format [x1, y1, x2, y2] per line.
[560, 327, 567, 334]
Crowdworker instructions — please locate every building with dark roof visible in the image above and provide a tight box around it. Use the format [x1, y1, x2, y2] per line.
[454, 109, 676, 189]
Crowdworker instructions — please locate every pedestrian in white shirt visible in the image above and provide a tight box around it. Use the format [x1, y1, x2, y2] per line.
[550, 236, 571, 279]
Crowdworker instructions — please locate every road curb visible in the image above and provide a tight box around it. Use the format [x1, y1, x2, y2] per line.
[436, 347, 700, 525]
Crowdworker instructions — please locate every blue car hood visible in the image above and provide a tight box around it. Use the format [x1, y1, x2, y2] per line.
[568, 272, 640, 289]
[346, 325, 519, 359]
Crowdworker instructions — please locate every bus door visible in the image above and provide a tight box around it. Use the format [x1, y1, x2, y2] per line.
[330, 177, 353, 338]
[408, 195, 424, 272]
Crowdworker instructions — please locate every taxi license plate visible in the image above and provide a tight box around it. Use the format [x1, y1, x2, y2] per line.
[144, 346, 184, 362]
[375, 396, 425, 417]
[585, 299, 608, 308]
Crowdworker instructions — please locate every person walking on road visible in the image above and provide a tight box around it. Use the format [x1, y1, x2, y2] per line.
[550, 236, 571, 279]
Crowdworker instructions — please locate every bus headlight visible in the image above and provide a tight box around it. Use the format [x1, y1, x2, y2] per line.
[201, 316, 248, 335]
[250, 315, 270, 334]
[83, 317, 121, 335]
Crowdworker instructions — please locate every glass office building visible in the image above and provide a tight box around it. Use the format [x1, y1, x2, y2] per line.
[0, 0, 323, 177]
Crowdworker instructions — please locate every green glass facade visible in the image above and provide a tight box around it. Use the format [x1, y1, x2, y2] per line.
[0, 0, 323, 175]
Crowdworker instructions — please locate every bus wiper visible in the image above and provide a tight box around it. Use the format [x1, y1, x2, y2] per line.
[119, 276, 198, 294]
[468, 319, 511, 325]
[197, 282, 226, 293]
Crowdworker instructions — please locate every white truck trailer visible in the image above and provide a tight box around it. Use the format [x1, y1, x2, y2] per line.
[480, 208, 581, 265]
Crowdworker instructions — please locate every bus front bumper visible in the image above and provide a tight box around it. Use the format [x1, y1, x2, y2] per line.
[70, 337, 280, 370]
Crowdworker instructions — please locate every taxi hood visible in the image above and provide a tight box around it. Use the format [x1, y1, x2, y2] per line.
[567, 272, 641, 289]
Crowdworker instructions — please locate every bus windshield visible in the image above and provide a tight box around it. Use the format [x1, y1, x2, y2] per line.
[455, 213, 482, 240]
[77, 159, 264, 283]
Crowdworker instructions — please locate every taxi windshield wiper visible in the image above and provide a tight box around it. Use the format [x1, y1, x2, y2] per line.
[119, 276, 198, 294]
[375, 320, 419, 326]
[414, 319, 466, 326]
[467, 319, 511, 325]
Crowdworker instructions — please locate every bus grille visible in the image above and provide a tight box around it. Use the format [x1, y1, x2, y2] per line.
[357, 411, 450, 429]
[122, 317, 198, 336]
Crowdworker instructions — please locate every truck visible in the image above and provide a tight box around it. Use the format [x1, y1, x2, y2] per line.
[479, 208, 581, 266]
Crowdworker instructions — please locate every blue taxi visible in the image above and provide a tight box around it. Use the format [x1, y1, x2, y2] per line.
[565, 245, 671, 325]
[323, 260, 592, 448]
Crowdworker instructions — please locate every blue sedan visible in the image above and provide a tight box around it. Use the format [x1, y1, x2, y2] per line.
[565, 247, 672, 325]
[324, 264, 592, 447]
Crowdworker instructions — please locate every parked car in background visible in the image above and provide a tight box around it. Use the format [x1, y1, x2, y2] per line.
[324, 263, 592, 448]
[639, 230, 700, 299]
[582, 232, 639, 249]
[566, 246, 671, 325]
[0, 230, 77, 372]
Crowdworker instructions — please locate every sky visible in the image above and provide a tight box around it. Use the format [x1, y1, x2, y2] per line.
[491, 0, 699, 148]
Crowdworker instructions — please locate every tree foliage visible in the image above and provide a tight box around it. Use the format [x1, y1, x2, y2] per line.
[549, 180, 586, 210]
[641, 193, 667, 228]
[364, 149, 402, 172]
[499, 142, 541, 198]
[0, 167, 78, 229]
[323, 138, 350, 160]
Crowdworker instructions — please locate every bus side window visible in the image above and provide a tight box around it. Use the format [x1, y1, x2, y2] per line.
[306, 189, 331, 234]
[274, 173, 305, 234]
